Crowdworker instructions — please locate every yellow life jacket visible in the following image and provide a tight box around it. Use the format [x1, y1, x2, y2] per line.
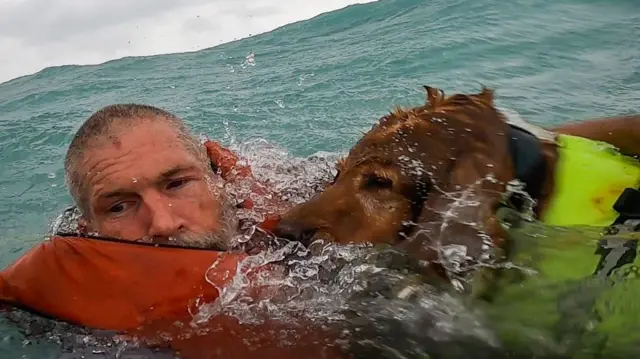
[540, 134, 640, 227]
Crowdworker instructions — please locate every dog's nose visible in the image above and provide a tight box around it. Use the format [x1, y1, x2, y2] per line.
[273, 220, 318, 246]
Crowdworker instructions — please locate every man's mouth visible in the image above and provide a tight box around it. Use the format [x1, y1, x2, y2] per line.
[144, 230, 230, 250]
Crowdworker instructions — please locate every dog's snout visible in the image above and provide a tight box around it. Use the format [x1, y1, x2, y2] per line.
[273, 220, 318, 245]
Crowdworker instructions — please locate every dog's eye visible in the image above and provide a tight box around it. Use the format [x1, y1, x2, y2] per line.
[363, 173, 393, 189]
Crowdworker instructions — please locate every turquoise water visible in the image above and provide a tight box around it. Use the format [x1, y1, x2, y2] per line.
[0, 0, 638, 356]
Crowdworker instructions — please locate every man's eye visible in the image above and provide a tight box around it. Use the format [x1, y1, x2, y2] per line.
[108, 202, 128, 214]
[166, 179, 189, 190]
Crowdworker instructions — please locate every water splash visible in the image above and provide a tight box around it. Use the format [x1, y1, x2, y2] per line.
[240, 52, 256, 68]
[229, 138, 340, 206]
[298, 73, 315, 86]
[189, 235, 502, 358]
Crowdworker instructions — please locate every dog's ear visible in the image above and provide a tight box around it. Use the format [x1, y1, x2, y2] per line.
[476, 87, 495, 105]
[423, 86, 445, 109]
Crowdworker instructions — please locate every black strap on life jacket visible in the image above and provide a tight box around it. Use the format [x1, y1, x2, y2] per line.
[611, 187, 640, 225]
[593, 187, 640, 276]
[504, 124, 548, 212]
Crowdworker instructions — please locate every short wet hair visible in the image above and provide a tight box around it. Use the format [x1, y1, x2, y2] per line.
[64, 104, 207, 215]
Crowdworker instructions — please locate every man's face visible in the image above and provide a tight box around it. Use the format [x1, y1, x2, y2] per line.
[78, 121, 226, 246]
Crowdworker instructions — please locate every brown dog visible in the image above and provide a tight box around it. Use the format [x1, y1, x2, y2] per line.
[272, 85, 640, 277]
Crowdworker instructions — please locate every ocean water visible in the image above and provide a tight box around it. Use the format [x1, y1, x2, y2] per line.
[0, 0, 639, 357]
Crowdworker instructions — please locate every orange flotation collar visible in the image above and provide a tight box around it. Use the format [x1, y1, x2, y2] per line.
[0, 234, 350, 359]
[0, 234, 248, 331]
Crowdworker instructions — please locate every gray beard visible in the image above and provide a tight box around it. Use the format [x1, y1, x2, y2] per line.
[157, 191, 240, 250]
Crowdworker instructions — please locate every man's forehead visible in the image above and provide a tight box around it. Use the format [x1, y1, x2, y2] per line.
[107, 120, 183, 145]
[81, 122, 200, 179]
[86, 122, 192, 161]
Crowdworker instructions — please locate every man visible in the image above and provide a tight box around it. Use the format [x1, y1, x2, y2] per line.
[63, 103, 267, 249]
[0, 101, 293, 339]
[0, 102, 348, 358]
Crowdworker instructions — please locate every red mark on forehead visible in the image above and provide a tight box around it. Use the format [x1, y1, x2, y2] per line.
[108, 134, 122, 149]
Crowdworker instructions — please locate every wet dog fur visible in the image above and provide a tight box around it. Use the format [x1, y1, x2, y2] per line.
[273, 85, 560, 275]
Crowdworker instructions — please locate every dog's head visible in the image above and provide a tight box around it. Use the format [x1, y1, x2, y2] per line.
[274, 86, 516, 264]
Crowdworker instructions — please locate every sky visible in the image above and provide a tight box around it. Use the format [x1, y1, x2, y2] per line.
[0, 0, 376, 84]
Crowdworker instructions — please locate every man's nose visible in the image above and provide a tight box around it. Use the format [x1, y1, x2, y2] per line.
[147, 198, 185, 239]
